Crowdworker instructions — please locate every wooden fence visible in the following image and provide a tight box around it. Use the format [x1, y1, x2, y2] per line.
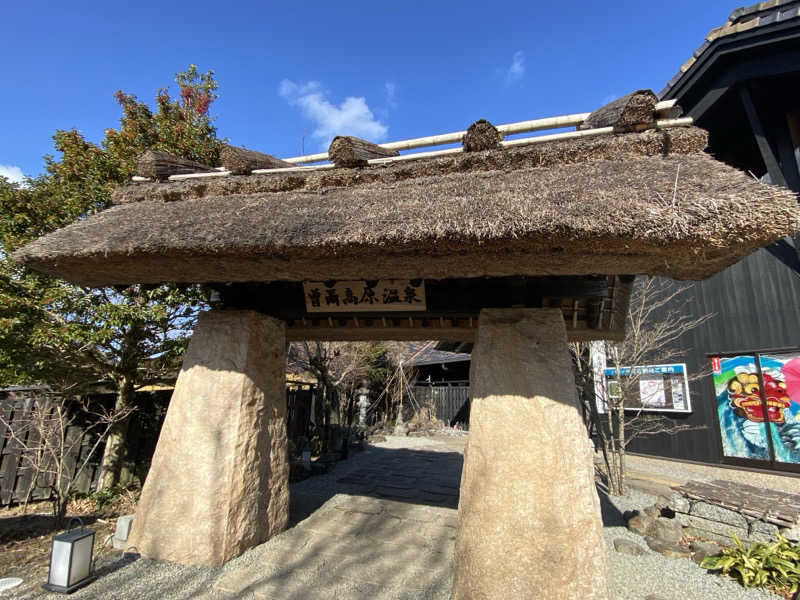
[412, 383, 470, 427]
[1, 384, 320, 506]
[0, 388, 105, 506]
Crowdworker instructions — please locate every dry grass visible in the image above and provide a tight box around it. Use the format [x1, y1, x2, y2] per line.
[11, 126, 799, 286]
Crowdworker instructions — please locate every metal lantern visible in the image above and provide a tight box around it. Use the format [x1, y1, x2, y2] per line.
[43, 524, 96, 594]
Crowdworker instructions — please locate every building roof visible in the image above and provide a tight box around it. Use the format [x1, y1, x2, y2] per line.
[11, 92, 799, 287]
[660, 0, 800, 100]
[404, 341, 471, 367]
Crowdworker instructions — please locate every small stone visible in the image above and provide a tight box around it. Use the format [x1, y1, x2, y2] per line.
[690, 540, 721, 566]
[780, 525, 800, 542]
[644, 505, 661, 519]
[690, 540, 721, 555]
[627, 513, 655, 536]
[644, 596, 669, 600]
[651, 516, 684, 545]
[113, 514, 135, 550]
[368, 435, 387, 444]
[644, 536, 692, 559]
[613, 538, 648, 556]
[667, 493, 691, 514]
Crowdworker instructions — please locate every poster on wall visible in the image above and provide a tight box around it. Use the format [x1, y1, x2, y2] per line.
[758, 353, 800, 465]
[601, 364, 691, 413]
[712, 353, 800, 464]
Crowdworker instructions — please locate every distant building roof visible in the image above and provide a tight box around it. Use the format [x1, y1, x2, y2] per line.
[660, 0, 800, 99]
[404, 341, 471, 367]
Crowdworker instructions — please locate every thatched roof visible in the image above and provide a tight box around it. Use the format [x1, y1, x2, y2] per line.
[12, 125, 799, 287]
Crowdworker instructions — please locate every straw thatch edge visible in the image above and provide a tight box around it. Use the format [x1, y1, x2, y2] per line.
[112, 127, 709, 205]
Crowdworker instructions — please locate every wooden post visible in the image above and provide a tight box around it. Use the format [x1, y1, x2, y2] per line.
[453, 308, 611, 599]
[739, 85, 787, 187]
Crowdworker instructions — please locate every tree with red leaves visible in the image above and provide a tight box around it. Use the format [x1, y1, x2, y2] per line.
[0, 65, 223, 491]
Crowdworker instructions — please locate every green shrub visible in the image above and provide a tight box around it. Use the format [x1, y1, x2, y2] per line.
[700, 534, 800, 596]
[90, 484, 138, 511]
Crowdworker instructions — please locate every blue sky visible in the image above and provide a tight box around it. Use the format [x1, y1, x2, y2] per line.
[1, 0, 740, 182]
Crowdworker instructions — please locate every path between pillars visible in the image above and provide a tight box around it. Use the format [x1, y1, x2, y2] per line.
[210, 434, 466, 600]
[26, 434, 790, 600]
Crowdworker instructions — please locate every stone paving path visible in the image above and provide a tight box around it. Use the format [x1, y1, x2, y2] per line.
[15, 433, 786, 600]
[210, 435, 466, 600]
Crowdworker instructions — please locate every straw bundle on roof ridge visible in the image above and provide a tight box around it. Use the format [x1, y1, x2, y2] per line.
[112, 126, 708, 205]
[14, 149, 798, 286]
[579, 90, 658, 131]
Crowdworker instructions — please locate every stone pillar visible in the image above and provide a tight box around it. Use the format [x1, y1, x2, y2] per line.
[127, 310, 289, 566]
[452, 308, 611, 600]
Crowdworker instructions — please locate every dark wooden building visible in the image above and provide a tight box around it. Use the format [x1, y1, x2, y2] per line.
[626, 1, 800, 473]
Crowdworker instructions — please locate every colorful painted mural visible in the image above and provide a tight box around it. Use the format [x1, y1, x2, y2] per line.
[712, 353, 800, 465]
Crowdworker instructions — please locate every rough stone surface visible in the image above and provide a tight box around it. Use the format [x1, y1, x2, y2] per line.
[654, 496, 672, 509]
[689, 540, 721, 565]
[613, 538, 649, 556]
[651, 517, 684, 545]
[127, 310, 289, 566]
[643, 505, 662, 519]
[690, 540, 722, 555]
[112, 514, 135, 550]
[667, 493, 691, 514]
[627, 513, 656, 536]
[644, 536, 692, 559]
[685, 515, 748, 540]
[748, 519, 780, 542]
[781, 524, 800, 542]
[452, 309, 611, 600]
[689, 501, 749, 529]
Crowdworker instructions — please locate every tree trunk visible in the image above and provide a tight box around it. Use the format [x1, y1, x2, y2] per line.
[616, 399, 627, 495]
[53, 492, 69, 530]
[97, 374, 135, 489]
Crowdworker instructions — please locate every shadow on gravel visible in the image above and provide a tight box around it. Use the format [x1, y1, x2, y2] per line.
[92, 552, 139, 579]
[36, 442, 627, 599]
[596, 486, 626, 527]
[0, 514, 98, 544]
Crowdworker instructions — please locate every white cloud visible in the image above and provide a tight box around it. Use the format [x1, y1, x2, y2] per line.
[0, 164, 25, 184]
[279, 79, 388, 149]
[505, 51, 525, 85]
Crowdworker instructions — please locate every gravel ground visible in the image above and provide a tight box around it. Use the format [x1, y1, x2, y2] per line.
[600, 488, 776, 600]
[624, 453, 800, 494]
[0, 433, 789, 600]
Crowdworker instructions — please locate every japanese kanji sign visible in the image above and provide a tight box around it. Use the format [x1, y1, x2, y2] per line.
[303, 280, 426, 312]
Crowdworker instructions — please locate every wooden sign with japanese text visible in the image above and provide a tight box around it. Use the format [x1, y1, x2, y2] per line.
[303, 280, 426, 312]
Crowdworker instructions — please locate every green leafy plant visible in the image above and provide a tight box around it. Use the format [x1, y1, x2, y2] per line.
[700, 534, 800, 597]
[0, 65, 218, 489]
